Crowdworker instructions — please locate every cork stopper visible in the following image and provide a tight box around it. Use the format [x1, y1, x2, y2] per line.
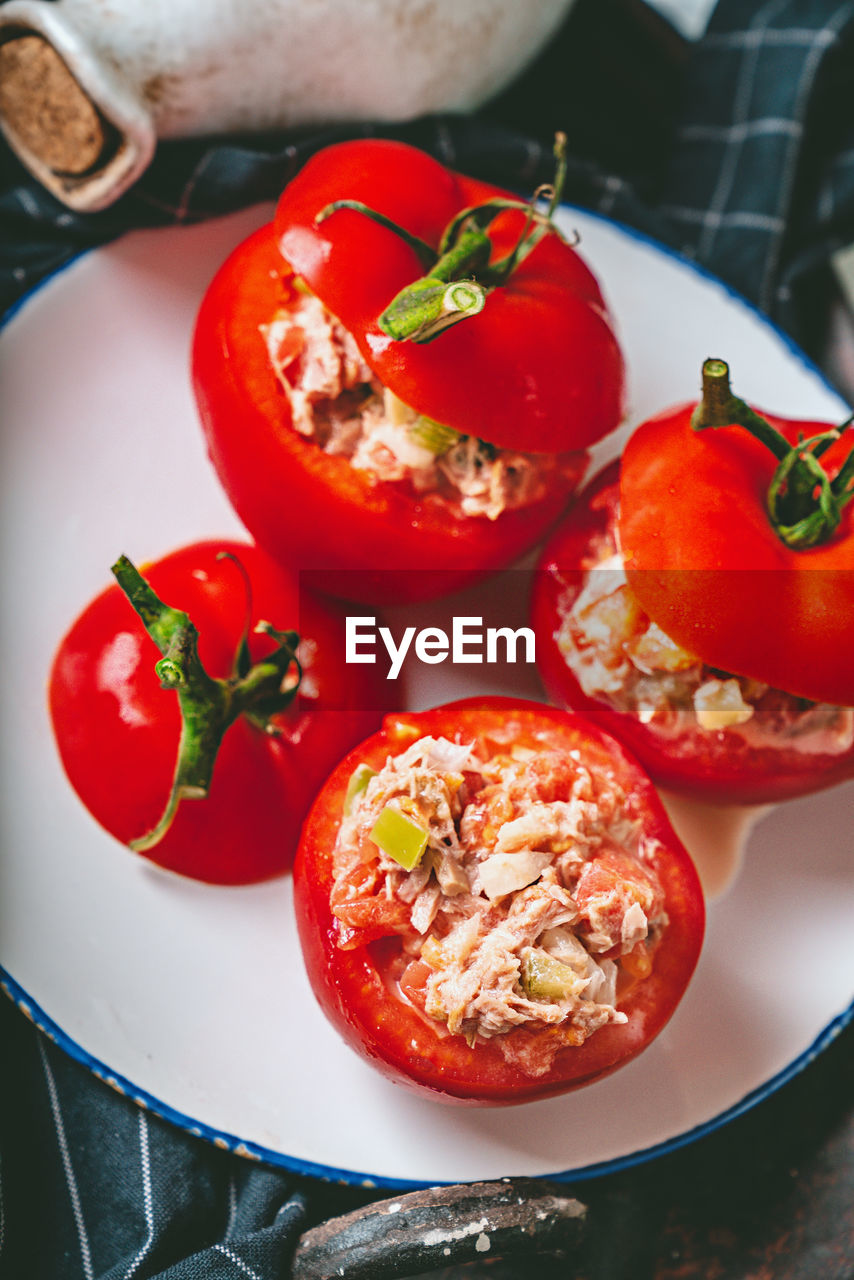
[0, 34, 106, 175]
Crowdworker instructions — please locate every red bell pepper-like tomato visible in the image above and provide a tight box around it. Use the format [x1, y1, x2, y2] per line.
[619, 360, 854, 708]
[192, 139, 624, 602]
[293, 698, 704, 1104]
[531, 360, 854, 803]
[49, 541, 392, 884]
[532, 462, 854, 803]
[273, 139, 624, 452]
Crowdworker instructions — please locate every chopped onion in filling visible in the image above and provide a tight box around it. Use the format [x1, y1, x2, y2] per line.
[555, 533, 854, 755]
[261, 289, 573, 521]
[331, 734, 668, 1075]
[693, 678, 754, 730]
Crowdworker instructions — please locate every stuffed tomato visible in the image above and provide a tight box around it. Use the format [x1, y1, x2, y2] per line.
[532, 360, 854, 804]
[49, 540, 392, 884]
[293, 698, 704, 1104]
[192, 139, 625, 603]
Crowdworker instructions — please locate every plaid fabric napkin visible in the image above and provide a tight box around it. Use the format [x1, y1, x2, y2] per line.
[3, 1, 854, 1277]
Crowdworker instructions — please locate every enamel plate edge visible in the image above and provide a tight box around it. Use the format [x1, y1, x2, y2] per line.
[1, 203, 852, 1186]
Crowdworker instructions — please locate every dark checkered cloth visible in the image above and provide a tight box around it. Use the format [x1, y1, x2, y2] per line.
[4, 0, 854, 352]
[3, 1, 854, 1277]
[5, 0, 854, 355]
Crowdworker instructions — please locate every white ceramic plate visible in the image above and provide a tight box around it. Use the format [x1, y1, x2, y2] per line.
[2, 205, 852, 1188]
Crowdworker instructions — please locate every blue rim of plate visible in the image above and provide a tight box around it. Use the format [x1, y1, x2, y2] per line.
[3, 962, 852, 1189]
[1, 205, 852, 1190]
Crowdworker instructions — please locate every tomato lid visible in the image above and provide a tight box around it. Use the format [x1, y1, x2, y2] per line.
[619, 364, 854, 707]
[274, 140, 625, 454]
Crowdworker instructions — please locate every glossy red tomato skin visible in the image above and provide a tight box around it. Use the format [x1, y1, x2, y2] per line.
[532, 463, 854, 804]
[49, 541, 393, 884]
[273, 139, 625, 454]
[192, 220, 588, 604]
[293, 698, 704, 1105]
[619, 403, 854, 708]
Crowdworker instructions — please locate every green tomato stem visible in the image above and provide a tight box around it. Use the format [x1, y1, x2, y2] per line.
[318, 133, 570, 346]
[315, 199, 438, 270]
[380, 276, 487, 344]
[111, 555, 301, 853]
[379, 225, 491, 342]
[690, 358, 789, 459]
[690, 358, 854, 550]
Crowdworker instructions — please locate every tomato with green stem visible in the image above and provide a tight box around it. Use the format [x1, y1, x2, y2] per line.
[49, 541, 392, 884]
[620, 358, 854, 708]
[272, 137, 624, 452]
[192, 138, 624, 602]
[531, 360, 854, 802]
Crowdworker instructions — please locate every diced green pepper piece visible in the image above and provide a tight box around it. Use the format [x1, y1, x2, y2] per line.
[408, 417, 461, 456]
[521, 950, 580, 1001]
[343, 763, 378, 816]
[369, 805, 428, 871]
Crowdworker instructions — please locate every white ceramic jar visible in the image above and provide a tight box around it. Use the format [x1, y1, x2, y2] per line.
[0, 0, 576, 210]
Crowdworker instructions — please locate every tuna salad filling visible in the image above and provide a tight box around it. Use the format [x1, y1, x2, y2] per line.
[262, 286, 578, 520]
[331, 732, 668, 1077]
[556, 522, 854, 755]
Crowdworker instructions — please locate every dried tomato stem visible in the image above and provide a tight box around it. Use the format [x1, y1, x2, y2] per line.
[483, 131, 570, 286]
[690, 358, 854, 550]
[690, 358, 788, 459]
[318, 134, 569, 345]
[315, 199, 437, 270]
[111, 555, 301, 852]
[829, 416, 854, 501]
[380, 225, 490, 342]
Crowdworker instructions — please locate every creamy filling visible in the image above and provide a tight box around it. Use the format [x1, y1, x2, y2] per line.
[262, 289, 571, 520]
[331, 733, 668, 1077]
[556, 539, 854, 755]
